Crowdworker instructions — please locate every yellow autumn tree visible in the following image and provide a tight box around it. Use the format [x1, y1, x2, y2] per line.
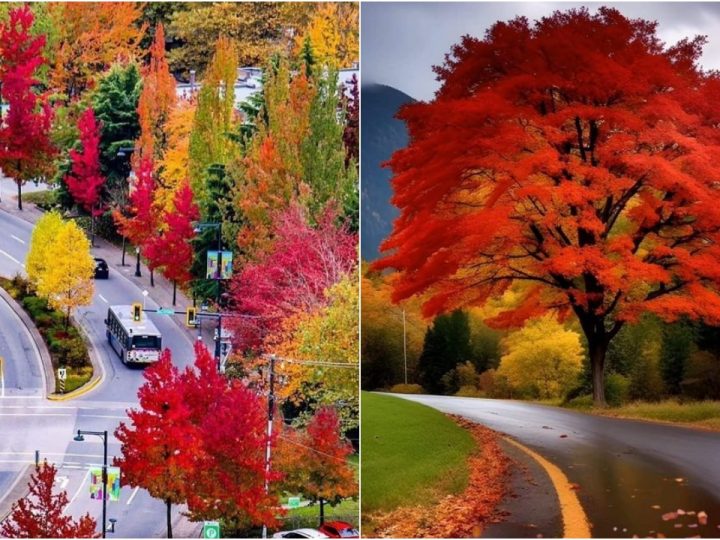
[26, 211, 65, 289]
[497, 316, 584, 399]
[274, 271, 359, 429]
[296, 3, 359, 68]
[156, 98, 197, 213]
[34, 220, 95, 328]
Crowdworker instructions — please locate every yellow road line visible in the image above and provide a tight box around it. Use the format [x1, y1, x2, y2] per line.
[503, 436, 591, 538]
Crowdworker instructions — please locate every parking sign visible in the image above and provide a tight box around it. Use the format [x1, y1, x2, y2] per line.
[203, 522, 220, 539]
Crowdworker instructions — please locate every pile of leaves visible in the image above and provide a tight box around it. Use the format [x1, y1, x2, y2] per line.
[371, 416, 510, 538]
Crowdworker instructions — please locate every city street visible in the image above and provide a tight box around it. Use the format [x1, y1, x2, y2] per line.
[0, 207, 201, 537]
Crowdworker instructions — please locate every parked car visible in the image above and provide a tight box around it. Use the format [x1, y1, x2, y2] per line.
[93, 258, 109, 279]
[272, 529, 329, 539]
[318, 522, 359, 538]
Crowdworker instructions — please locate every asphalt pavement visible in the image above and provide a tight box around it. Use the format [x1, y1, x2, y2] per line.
[394, 394, 720, 538]
[0, 206, 203, 537]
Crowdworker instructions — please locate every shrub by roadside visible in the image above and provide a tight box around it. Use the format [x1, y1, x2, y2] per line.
[0, 275, 92, 393]
[389, 383, 424, 394]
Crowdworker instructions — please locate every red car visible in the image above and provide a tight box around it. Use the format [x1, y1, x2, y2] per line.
[318, 522, 359, 539]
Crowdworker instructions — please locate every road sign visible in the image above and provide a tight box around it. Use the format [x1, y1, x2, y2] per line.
[203, 521, 220, 539]
[156, 308, 175, 316]
[288, 496, 301, 509]
[57, 368, 67, 381]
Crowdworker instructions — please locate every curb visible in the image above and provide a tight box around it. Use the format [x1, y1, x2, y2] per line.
[47, 312, 105, 401]
[0, 286, 53, 396]
[0, 464, 33, 523]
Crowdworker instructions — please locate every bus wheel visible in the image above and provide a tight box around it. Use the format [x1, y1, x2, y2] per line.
[120, 349, 125, 365]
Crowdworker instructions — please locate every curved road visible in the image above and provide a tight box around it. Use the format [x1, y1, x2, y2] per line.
[0, 208, 201, 537]
[395, 394, 720, 538]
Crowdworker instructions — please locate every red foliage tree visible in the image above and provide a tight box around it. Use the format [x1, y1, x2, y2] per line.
[65, 107, 106, 245]
[113, 157, 159, 275]
[0, 5, 54, 211]
[144, 182, 199, 305]
[295, 407, 357, 524]
[1, 463, 97, 538]
[375, 8, 720, 406]
[115, 349, 201, 539]
[230, 203, 358, 351]
[182, 344, 281, 531]
[116, 343, 281, 537]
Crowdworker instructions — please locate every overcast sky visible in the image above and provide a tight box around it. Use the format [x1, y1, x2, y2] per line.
[362, 2, 720, 101]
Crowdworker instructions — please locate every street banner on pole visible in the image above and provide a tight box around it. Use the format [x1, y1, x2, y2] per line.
[89, 466, 121, 501]
[206, 250, 233, 279]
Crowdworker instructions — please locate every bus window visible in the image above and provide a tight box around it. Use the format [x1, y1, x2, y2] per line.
[132, 335, 161, 349]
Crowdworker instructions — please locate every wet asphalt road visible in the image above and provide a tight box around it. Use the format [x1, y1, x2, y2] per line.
[394, 394, 720, 538]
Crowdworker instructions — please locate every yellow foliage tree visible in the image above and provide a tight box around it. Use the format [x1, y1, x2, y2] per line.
[296, 3, 359, 68]
[34, 219, 95, 328]
[156, 98, 197, 213]
[26, 211, 64, 288]
[274, 271, 359, 429]
[497, 316, 584, 399]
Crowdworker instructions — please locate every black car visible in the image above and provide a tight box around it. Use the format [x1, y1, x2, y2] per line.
[94, 258, 109, 279]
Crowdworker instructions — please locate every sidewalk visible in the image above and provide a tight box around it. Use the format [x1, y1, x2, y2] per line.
[0, 193, 218, 349]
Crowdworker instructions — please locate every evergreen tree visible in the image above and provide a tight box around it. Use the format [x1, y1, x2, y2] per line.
[92, 63, 142, 207]
[418, 310, 472, 394]
[300, 35, 315, 78]
[660, 320, 696, 395]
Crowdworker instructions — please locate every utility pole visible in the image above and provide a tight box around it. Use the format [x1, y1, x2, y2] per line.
[261, 355, 276, 539]
[403, 309, 408, 384]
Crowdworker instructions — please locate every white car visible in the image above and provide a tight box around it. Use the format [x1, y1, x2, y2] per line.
[272, 529, 329, 539]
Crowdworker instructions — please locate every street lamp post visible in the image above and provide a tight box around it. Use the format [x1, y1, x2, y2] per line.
[117, 148, 135, 267]
[73, 430, 109, 538]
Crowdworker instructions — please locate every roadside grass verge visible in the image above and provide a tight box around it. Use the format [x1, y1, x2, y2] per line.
[361, 391, 475, 531]
[586, 400, 720, 430]
[20, 189, 58, 209]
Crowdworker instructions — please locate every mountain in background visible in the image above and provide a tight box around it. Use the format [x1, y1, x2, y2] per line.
[361, 83, 415, 261]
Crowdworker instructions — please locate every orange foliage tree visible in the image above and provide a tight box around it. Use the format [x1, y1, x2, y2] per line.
[376, 8, 720, 406]
[136, 23, 176, 167]
[49, 3, 145, 99]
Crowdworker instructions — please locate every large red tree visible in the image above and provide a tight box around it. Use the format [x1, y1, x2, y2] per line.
[375, 8, 720, 406]
[0, 5, 54, 211]
[65, 107, 106, 245]
[1, 463, 97, 538]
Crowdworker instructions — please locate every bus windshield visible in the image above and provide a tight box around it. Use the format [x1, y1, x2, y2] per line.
[132, 335, 161, 349]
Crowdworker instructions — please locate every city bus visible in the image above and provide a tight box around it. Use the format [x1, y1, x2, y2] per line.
[104, 305, 162, 365]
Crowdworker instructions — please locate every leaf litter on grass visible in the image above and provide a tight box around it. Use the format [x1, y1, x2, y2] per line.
[370, 416, 511, 538]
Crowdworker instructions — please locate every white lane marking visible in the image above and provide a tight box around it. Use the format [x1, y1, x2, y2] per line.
[11, 235, 26, 245]
[0, 413, 125, 419]
[127, 486, 140, 505]
[98, 294, 108, 304]
[0, 452, 105, 458]
[0, 248, 23, 267]
[55, 475, 69, 489]
[68, 469, 91, 508]
[0, 395, 43, 399]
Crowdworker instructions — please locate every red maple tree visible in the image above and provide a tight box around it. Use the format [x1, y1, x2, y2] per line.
[0, 5, 54, 211]
[113, 157, 159, 275]
[1, 462, 97, 538]
[290, 407, 357, 525]
[114, 349, 201, 539]
[144, 181, 199, 305]
[65, 107, 106, 245]
[375, 7, 720, 406]
[230, 203, 358, 351]
[182, 344, 281, 531]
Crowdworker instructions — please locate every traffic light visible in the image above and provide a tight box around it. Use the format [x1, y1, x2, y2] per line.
[131, 303, 142, 322]
[186, 306, 197, 327]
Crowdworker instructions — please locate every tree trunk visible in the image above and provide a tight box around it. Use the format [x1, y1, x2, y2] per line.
[121, 236, 127, 266]
[589, 338, 607, 407]
[16, 180, 22, 211]
[320, 498, 325, 526]
[166, 498, 172, 538]
[172, 281, 176, 306]
[150, 268, 155, 287]
[91, 212, 95, 247]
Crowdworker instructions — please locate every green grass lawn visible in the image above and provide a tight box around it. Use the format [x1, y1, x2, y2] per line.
[592, 400, 720, 430]
[361, 391, 475, 521]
